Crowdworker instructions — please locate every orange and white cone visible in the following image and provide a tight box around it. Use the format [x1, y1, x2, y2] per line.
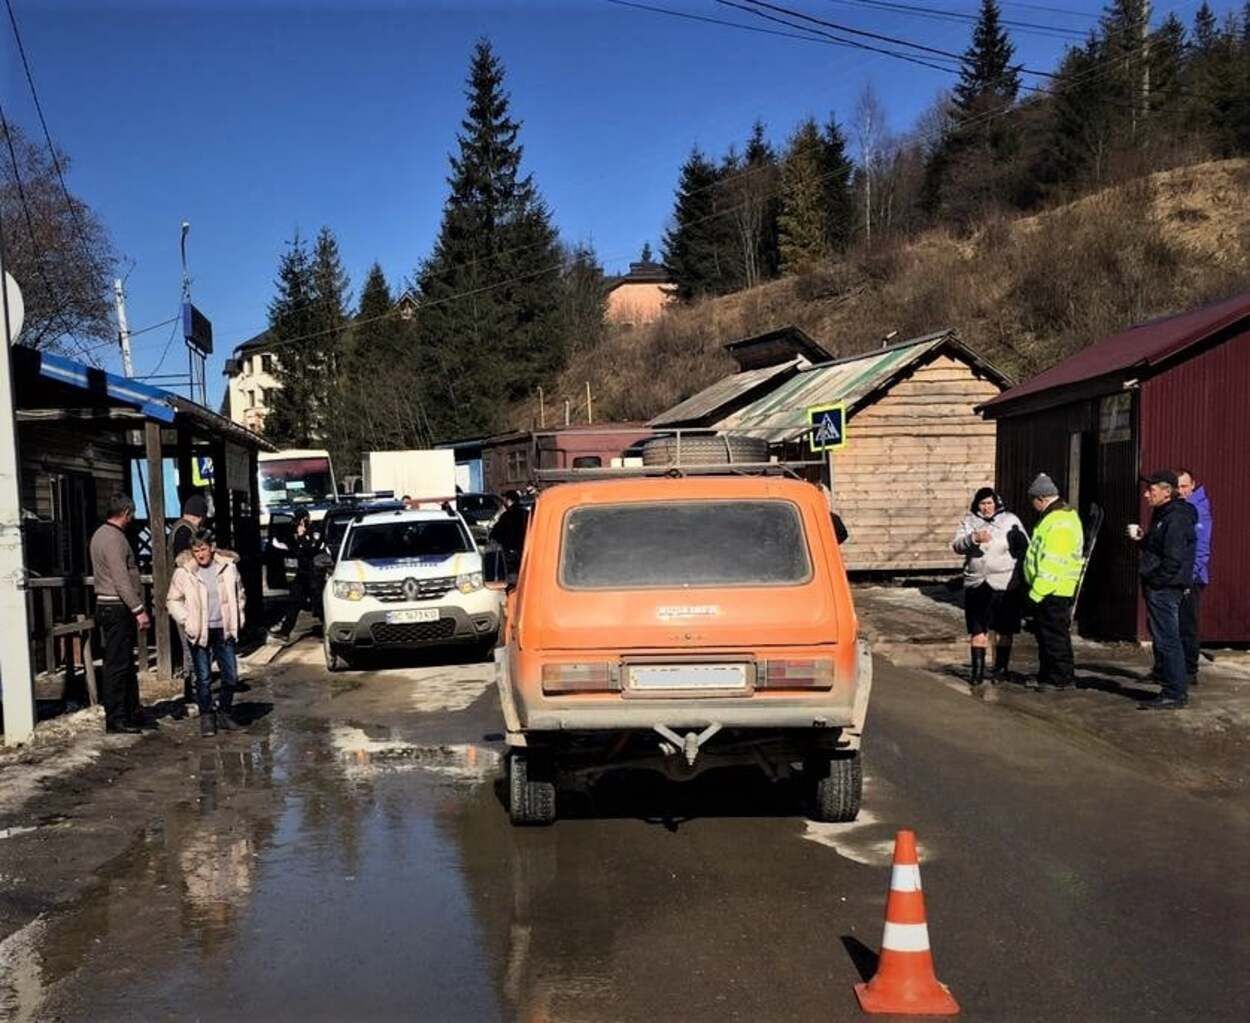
[854, 829, 959, 1016]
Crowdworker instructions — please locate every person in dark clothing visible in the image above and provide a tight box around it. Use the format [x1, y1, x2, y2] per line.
[89, 493, 153, 734]
[489, 490, 530, 571]
[168, 492, 209, 717]
[1130, 469, 1198, 710]
[271, 510, 324, 639]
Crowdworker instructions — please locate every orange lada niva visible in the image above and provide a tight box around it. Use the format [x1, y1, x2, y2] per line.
[495, 469, 872, 825]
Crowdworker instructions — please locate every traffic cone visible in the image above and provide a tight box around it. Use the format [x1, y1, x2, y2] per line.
[854, 829, 959, 1016]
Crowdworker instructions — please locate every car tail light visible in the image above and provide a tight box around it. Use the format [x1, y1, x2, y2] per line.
[759, 658, 835, 690]
[541, 662, 619, 694]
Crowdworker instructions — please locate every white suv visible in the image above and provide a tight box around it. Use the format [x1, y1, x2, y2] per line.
[321, 507, 505, 670]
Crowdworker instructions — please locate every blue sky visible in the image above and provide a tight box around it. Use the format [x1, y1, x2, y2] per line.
[1, 0, 1237, 399]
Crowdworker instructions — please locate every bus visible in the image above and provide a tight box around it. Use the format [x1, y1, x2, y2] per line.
[258, 449, 339, 527]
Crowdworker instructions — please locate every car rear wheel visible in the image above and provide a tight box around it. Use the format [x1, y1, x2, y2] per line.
[508, 751, 556, 826]
[807, 752, 862, 823]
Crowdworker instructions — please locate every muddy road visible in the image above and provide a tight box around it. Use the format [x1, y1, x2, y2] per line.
[2, 642, 1248, 1021]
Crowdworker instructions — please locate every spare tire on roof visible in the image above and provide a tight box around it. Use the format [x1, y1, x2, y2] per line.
[641, 433, 770, 467]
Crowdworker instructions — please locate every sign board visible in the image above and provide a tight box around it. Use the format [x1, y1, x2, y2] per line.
[192, 455, 214, 487]
[182, 301, 213, 355]
[807, 403, 847, 453]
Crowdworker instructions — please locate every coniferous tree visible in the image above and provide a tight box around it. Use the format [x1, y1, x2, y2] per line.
[640, 241, 655, 263]
[415, 39, 564, 437]
[820, 115, 855, 252]
[663, 147, 727, 298]
[778, 120, 831, 274]
[557, 243, 607, 358]
[953, 0, 1020, 116]
[263, 231, 322, 446]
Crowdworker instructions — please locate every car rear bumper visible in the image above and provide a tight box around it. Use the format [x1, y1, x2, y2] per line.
[520, 700, 854, 731]
[328, 607, 499, 649]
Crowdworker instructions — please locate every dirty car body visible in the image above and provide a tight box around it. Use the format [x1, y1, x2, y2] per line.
[497, 474, 872, 824]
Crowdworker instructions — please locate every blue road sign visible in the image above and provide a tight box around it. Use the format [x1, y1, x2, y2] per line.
[807, 403, 846, 453]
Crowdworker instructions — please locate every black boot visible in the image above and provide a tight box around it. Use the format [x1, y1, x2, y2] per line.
[969, 648, 986, 686]
[216, 710, 243, 732]
[200, 712, 218, 738]
[991, 645, 1011, 683]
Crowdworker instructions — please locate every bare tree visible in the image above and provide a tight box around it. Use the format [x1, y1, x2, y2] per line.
[854, 82, 887, 247]
[0, 121, 118, 352]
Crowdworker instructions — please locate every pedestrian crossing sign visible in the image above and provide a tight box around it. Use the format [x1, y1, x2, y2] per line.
[807, 403, 846, 453]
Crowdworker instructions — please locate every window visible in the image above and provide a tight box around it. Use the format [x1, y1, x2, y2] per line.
[247, 389, 256, 409]
[561, 501, 812, 590]
[256, 387, 265, 407]
[571, 455, 602, 469]
[346, 519, 472, 562]
[506, 449, 529, 479]
[261, 354, 274, 374]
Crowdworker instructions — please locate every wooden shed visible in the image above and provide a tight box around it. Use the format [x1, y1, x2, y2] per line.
[680, 330, 1010, 572]
[980, 292, 1250, 643]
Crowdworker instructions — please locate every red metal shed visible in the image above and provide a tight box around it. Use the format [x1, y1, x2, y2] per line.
[980, 293, 1250, 643]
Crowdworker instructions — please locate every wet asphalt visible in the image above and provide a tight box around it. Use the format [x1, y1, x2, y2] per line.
[3, 641, 1249, 1023]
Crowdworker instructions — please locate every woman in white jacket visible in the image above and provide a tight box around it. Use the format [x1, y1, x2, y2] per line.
[952, 487, 1029, 686]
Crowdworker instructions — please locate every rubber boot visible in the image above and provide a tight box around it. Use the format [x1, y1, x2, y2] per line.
[991, 645, 1011, 683]
[969, 648, 986, 686]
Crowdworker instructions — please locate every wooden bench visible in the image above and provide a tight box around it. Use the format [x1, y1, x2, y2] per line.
[47, 614, 98, 706]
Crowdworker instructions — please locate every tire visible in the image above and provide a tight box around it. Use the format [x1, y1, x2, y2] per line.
[807, 752, 862, 823]
[508, 751, 556, 826]
[323, 634, 348, 673]
[475, 632, 500, 663]
[641, 433, 770, 467]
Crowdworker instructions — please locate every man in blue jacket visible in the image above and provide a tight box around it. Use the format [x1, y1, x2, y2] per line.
[1132, 470, 1198, 710]
[1177, 469, 1212, 687]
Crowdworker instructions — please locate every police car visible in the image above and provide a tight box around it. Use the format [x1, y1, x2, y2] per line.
[321, 505, 505, 671]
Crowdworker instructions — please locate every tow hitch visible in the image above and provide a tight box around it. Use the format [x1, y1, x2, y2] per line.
[653, 723, 722, 767]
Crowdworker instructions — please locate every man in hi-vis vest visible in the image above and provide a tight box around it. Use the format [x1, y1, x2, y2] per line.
[1023, 473, 1084, 692]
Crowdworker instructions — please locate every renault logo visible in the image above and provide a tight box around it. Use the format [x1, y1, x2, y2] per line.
[402, 578, 421, 601]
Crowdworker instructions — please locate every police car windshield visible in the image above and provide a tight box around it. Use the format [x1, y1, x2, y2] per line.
[346, 519, 472, 561]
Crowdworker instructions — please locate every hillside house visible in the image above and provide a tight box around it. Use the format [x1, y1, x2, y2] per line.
[605, 258, 675, 327]
[653, 329, 1010, 573]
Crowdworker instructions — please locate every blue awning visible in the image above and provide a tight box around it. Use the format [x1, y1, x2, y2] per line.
[36, 351, 176, 423]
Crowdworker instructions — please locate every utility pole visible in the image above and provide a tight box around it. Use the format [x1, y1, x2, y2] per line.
[113, 278, 134, 378]
[586, 382, 593, 425]
[0, 224, 37, 745]
[1139, 0, 1151, 135]
[537, 386, 546, 428]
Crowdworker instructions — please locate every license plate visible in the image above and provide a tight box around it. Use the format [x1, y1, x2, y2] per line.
[386, 609, 440, 625]
[628, 664, 748, 690]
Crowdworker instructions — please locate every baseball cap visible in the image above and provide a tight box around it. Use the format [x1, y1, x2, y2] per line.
[1142, 469, 1179, 488]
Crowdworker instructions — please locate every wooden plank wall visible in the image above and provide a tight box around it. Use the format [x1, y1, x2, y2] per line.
[831, 355, 1001, 572]
[19, 423, 130, 519]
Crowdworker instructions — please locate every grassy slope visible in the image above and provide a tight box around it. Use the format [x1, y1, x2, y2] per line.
[533, 159, 1250, 426]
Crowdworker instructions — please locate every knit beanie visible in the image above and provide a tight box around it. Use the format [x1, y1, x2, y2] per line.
[1027, 473, 1059, 499]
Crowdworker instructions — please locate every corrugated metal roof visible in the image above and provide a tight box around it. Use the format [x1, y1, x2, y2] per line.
[715, 331, 954, 442]
[982, 291, 1250, 414]
[649, 360, 798, 427]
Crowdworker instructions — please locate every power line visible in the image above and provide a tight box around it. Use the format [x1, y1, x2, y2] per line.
[822, 0, 1085, 40]
[4, 0, 102, 277]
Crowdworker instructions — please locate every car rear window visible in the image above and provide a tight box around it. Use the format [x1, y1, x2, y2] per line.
[561, 501, 811, 589]
[346, 520, 471, 561]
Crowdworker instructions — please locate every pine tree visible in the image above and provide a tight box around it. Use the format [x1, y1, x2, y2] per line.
[662, 148, 726, 298]
[953, 0, 1020, 115]
[416, 39, 564, 437]
[640, 242, 654, 264]
[557, 243, 607, 358]
[820, 115, 855, 252]
[1193, 2, 1217, 51]
[262, 231, 322, 446]
[777, 120, 831, 274]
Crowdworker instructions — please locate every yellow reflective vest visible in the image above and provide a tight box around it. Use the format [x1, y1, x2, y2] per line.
[1024, 503, 1084, 602]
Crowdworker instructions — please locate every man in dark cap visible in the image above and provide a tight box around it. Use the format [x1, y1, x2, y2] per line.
[168, 493, 209, 717]
[1129, 470, 1197, 710]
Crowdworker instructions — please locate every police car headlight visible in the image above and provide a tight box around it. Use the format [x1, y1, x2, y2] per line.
[456, 572, 484, 594]
[333, 581, 365, 601]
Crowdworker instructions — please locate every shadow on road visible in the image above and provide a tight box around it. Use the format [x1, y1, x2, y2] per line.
[840, 935, 879, 983]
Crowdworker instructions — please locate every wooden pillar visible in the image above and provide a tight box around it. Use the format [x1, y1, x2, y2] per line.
[144, 420, 172, 680]
[211, 440, 232, 550]
[175, 428, 194, 512]
[244, 445, 263, 625]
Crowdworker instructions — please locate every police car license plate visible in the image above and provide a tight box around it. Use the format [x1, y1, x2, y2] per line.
[628, 664, 747, 690]
[386, 609, 440, 625]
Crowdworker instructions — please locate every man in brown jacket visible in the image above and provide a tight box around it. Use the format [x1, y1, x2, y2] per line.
[167, 531, 247, 737]
[89, 493, 152, 734]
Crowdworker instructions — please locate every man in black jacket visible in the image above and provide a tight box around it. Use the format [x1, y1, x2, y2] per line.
[1132, 470, 1197, 710]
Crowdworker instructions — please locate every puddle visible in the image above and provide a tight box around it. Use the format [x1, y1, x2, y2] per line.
[331, 726, 501, 781]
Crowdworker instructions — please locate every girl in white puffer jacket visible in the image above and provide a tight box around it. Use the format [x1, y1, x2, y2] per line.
[952, 487, 1029, 686]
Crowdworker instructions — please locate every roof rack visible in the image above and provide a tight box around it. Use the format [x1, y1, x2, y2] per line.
[533, 461, 823, 485]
